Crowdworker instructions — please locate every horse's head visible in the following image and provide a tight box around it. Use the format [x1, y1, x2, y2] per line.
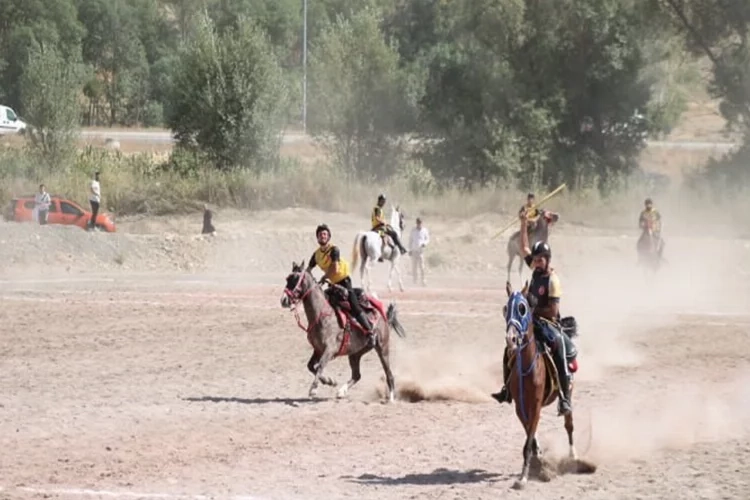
[280, 259, 315, 308]
[391, 205, 405, 234]
[543, 211, 560, 225]
[504, 281, 532, 350]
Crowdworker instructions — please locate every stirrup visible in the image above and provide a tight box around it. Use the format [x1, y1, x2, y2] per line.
[491, 387, 511, 404]
[557, 397, 572, 415]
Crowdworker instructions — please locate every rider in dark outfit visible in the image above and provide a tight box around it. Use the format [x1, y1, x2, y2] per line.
[492, 209, 576, 416]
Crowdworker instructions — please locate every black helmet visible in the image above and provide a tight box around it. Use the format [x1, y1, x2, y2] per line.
[378, 194, 386, 201]
[315, 224, 330, 237]
[531, 241, 551, 259]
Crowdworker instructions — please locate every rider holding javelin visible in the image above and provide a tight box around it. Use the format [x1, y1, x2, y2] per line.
[492, 208, 575, 416]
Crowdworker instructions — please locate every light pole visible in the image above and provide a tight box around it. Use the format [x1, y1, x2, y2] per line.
[302, 0, 307, 133]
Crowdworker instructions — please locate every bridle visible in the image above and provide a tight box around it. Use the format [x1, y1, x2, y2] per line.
[505, 291, 537, 423]
[283, 270, 334, 335]
[284, 270, 312, 305]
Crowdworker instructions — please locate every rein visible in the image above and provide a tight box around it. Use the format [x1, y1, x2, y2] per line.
[284, 273, 334, 335]
[512, 314, 540, 424]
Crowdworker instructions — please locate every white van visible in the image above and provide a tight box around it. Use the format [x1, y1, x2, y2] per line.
[0, 105, 27, 135]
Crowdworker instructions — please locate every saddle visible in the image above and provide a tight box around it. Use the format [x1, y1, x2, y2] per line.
[507, 320, 579, 406]
[324, 284, 385, 331]
[378, 231, 395, 254]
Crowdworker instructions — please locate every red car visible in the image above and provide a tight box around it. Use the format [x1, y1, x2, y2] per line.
[4, 195, 116, 232]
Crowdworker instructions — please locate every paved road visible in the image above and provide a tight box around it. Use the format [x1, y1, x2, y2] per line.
[80, 129, 740, 151]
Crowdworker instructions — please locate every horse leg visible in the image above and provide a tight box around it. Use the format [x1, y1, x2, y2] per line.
[337, 352, 363, 399]
[306, 351, 320, 376]
[309, 347, 336, 398]
[506, 254, 513, 284]
[307, 350, 336, 387]
[517, 254, 523, 282]
[565, 385, 577, 459]
[389, 256, 405, 292]
[374, 342, 396, 403]
[395, 256, 405, 292]
[513, 394, 543, 489]
[513, 433, 535, 490]
[386, 257, 393, 293]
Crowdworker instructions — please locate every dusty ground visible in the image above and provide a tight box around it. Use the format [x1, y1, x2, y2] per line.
[2, 209, 750, 500]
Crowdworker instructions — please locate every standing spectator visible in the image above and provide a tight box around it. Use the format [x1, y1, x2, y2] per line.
[409, 217, 430, 286]
[35, 184, 51, 225]
[202, 204, 216, 235]
[89, 171, 101, 230]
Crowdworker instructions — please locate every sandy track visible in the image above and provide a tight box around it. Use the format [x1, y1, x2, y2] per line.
[2, 210, 750, 499]
[2, 271, 749, 500]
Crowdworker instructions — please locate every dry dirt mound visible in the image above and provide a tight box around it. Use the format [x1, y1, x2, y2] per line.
[0, 220, 212, 275]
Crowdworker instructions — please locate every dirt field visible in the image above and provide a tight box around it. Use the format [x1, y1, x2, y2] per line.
[2, 209, 750, 500]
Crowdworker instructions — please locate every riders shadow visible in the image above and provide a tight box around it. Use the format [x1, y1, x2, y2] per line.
[183, 396, 322, 408]
[344, 468, 505, 486]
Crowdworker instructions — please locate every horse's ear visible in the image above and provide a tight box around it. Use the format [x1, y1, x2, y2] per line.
[505, 281, 512, 297]
[521, 280, 529, 296]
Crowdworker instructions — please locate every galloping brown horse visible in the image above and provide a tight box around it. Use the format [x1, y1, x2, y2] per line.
[280, 262, 406, 401]
[503, 281, 578, 489]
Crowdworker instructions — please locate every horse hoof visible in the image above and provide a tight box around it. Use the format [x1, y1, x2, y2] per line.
[336, 387, 349, 399]
[512, 479, 526, 490]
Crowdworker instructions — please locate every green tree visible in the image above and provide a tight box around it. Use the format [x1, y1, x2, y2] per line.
[308, 8, 418, 179]
[390, 0, 678, 191]
[659, 0, 750, 186]
[165, 14, 288, 171]
[20, 42, 85, 167]
[0, 0, 84, 113]
[77, 0, 151, 125]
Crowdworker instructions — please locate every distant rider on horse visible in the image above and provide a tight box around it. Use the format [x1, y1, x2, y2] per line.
[492, 209, 576, 416]
[520, 193, 541, 231]
[372, 194, 408, 256]
[307, 224, 377, 347]
[638, 197, 663, 255]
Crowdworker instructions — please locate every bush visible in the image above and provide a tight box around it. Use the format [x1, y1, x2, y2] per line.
[166, 14, 288, 171]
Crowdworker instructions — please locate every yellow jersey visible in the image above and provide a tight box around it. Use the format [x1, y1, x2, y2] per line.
[371, 206, 386, 229]
[521, 203, 540, 222]
[639, 208, 661, 232]
[310, 244, 350, 284]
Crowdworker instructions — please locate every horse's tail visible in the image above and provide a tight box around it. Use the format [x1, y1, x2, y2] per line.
[352, 232, 363, 270]
[387, 302, 406, 338]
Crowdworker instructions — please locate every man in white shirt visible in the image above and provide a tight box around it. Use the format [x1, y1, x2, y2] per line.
[409, 217, 430, 286]
[89, 172, 101, 230]
[35, 184, 51, 225]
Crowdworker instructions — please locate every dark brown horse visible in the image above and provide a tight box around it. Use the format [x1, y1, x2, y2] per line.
[503, 281, 577, 489]
[506, 212, 559, 284]
[280, 262, 406, 401]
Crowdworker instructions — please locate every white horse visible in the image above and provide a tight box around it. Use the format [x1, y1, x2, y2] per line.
[351, 206, 406, 293]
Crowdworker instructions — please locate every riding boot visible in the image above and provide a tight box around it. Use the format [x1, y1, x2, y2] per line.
[389, 231, 408, 255]
[491, 348, 512, 404]
[356, 311, 377, 348]
[552, 339, 573, 416]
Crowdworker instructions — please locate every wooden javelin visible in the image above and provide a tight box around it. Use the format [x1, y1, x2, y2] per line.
[490, 183, 567, 240]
